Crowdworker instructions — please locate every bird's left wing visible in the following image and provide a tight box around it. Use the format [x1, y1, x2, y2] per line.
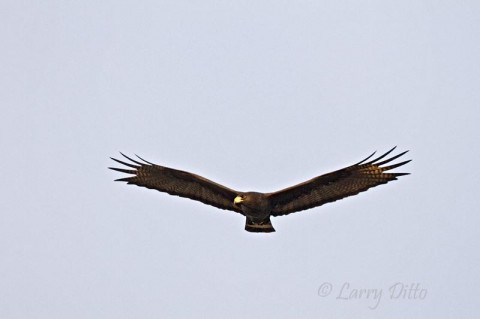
[109, 154, 242, 213]
[267, 147, 410, 216]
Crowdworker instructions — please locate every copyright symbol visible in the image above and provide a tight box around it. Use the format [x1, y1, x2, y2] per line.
[317, 282, 333, 297]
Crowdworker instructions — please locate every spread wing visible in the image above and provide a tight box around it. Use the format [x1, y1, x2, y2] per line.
[109, 153, 242, 213]
[267, 147, 410, 216]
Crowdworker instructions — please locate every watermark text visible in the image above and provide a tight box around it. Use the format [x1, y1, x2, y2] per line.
[317, 282, 427, 310]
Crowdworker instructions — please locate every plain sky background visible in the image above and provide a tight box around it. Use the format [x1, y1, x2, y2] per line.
[1, 1, 479, 318]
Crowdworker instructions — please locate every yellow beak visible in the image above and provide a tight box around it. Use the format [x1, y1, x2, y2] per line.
[234, 195, 244, 204]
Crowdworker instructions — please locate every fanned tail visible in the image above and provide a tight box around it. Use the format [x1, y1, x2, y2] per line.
[245, 217, 276, 233]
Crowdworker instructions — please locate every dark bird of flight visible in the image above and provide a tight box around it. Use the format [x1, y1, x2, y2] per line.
[109, 147, 410, 233]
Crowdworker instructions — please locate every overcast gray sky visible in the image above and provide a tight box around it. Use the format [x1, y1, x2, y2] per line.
[1, 1, 479, 318]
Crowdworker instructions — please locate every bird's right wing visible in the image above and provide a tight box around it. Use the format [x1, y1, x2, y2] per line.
[109, 154, 243, 213]
[267, 147, 410, 216]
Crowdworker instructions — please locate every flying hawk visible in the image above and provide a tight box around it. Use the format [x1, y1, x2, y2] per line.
[109, 147, 410, 233]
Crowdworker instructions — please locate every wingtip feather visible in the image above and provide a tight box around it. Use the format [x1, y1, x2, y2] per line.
[114, 176, 134, 182]
[355, 150, 377, 165]
[110, 156, 139, 169]
[109, 167, 137, 174]
[120, 152, 144, 166]
[375, 150, 409, 166]
[135, 154, 154, 165]
[381, 159, 412, 171]
[366, 146, 398, 165]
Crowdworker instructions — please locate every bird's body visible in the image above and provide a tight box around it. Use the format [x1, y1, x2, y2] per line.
[109, 147, 410, 233]
[234, 192, 274, 232]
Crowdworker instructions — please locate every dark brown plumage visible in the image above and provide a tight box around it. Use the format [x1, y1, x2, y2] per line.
[109, 147, 410, 233]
